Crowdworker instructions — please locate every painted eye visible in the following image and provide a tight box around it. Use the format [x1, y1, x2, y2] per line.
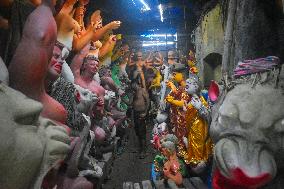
[75, 90, 81, 103]
[14, 100, 41, 126]
[53, 54, 60, 59]
[15, 112, 39, 126]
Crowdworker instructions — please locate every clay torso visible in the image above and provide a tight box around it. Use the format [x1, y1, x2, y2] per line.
[133, 87, 147, 112]
[8, 3, 68, 124]
[56, 13, 78, 50]
[75, 77, 105, 97]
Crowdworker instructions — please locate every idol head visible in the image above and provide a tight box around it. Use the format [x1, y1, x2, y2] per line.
[121, 43, 129, 54]
[81, 55, 100, 75]
[161, 141, 176, 158]
[137, 51, 143, 61]
[48, 41, 70, 82]
[185, 75, 200, 95]
[172, 72, 184, 83]
[167, 51, 177, 61]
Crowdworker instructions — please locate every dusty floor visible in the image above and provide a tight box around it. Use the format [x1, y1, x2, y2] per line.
[102, 125, 156, 189]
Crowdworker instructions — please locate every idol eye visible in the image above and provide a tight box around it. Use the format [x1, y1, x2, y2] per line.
[15, 109, 40, 126]
[53, 54, 60, 59]
[16, 114, 38, 125]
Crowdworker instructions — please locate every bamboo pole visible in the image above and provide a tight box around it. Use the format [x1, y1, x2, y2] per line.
[222, 0, 237, 83]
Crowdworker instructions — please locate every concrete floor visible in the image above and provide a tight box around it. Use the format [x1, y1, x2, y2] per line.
[102, 125, 156, 189]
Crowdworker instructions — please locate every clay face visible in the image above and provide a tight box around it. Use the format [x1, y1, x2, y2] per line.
[48, 45, 64, 81]
[167, 51, 175, 60]
[94, 40, 102, 49]
[122, 44, 129, 54]
[74, 84, 98, 114]
[0, 83, 70, 189]
[83, 57, 99, 74]
[137, 52, 142, 61]
[211, 84, 284, 189]
[0, 84, 43, 189]
[185, 78, 199, 95]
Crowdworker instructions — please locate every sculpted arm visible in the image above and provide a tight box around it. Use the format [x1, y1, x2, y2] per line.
[145, 52, 153, 67]
[165, 95, 184, 107]
[155, 52, 163, 65]
[73, 26, 96, 52]
[111, 48, 122, 62]
[70, 44, 89, 78]
[72, 6, 101, 52]
[91, 21, 120, 42]
[59, 0, 77, 14]
[198, 96, 211, 122]
[99, 35, 116, 59]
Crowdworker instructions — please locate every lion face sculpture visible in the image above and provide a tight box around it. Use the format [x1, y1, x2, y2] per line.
[210, 83, 284, 189]
[0, 83, 70, 189]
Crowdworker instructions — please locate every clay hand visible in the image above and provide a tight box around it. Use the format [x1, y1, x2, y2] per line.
[108, 34, 117, 43]
[155, 57, 162, 62]
[166, 81, 176, 91]
[190, 95, 202, 110]
[97, 97, 104, 106]
[159, 101, 166, 111]
[79, 0, 90, 5]
[91, 20, 101, 31]
[36, 118, 70, 185]
[107, 21, 121, 30]
[165, 95, 174, 103]
[166, 81, 171, 88]
[110, 126, 116, 138]
[183, 137, 188, 149]
[106, 111, 114, 116]
[77, 5, 85, 16]
[82, 113, 91, 126]
[91, 93, 99, 105]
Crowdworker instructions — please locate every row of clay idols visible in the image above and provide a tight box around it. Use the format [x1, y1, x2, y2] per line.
[7, 0, 121, 125]
[0, 0, 123, 188]
[154, 54, 284, 189]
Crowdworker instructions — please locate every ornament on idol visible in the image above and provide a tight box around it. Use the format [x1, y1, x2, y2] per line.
[188, 50, 198, 74]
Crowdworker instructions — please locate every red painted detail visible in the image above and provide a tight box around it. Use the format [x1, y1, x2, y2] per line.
[75, 90, 81, 103]
[213, 168, 271, 189]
